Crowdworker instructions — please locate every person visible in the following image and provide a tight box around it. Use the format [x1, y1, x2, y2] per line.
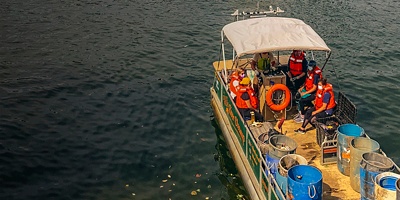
[235, 77, 264, 122]
[295, 78, 336, 134]
[250, 52, 277, 72]
[250, 52, 277, 96]
[294, 60, 322, 123]
[286, 50, 308, 91]
[229, 68, 245, 101]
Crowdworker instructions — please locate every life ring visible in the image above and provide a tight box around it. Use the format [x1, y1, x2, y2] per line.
[266, 84, 291, 111]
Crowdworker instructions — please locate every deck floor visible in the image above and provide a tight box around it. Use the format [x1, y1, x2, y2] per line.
[271, 116, 360, 200]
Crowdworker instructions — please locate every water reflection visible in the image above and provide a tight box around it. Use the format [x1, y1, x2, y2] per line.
[211, 118, 249, 200]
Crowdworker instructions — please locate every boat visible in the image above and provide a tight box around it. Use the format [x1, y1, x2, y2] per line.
[210, 5, 400, 200]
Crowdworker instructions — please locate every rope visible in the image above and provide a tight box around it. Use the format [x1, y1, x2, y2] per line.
[331, 62, 342, 92]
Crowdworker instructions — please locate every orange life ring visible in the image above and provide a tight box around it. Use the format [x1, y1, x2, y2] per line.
[266, 84, 291, 111]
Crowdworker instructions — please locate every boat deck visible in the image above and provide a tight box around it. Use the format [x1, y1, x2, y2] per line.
[270, 118, 359, 200]
[212, 60, 362, 199]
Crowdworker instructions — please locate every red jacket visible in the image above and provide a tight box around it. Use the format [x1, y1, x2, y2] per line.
[236, 86, 258, 109]
[289, 52, 305, 76]
[229, 72, 241, 97]
[305, 66, 322, 91]
[315, 83, 336, 110]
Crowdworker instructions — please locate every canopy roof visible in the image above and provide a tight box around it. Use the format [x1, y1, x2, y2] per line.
[222, 17, 331, 57]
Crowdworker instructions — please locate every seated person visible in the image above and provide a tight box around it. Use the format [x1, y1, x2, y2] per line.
[286, 50, 308, 92]
[235, 77, 264, 122]
[295, 78, 336, 134]
[250, 52, 277, 73]
[294, 60, 322, 123]
[229, 68, 245, 102]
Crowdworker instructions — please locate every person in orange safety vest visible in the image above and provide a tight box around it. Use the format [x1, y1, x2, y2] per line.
[294, 60, 323, 123]
[287, 50, 308, 92]
[229, 68, 245, 102]
[235, 77, 264, 122]
[295, 78, 336, 134]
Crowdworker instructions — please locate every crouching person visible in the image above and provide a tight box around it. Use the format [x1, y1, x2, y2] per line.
[235, 77, 264, 122]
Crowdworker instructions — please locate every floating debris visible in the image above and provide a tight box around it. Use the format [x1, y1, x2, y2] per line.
[191, 191, 197, 196]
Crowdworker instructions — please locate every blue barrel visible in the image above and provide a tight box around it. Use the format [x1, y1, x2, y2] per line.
[276, 154, 308, 198]
[374, 172, 400, 200]
[268, 135, 298, 159]
[350, 137, 380, 193]
[336, 124, 365, 176]
[288, 165, 323, 200]
[275, 172, 287, 200]
[359, 152, 394, 199]
[265, 153, 280, 177]
[396, 178, 400, 200]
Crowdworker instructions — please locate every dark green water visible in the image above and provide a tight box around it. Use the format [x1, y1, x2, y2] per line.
[1, 0, 399, 199]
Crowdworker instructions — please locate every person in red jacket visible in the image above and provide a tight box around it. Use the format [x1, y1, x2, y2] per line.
[294, 60, 322, 123]
[295, 78, 336, 134]
[286, 50, 308, 91]
[229, 68, 245, 102]
[235, 77, 264, 122]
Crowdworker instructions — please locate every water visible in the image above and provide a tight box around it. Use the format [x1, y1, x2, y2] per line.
[1, 0, 400, 199]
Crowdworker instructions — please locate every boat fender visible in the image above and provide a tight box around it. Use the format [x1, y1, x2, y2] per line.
[266, 84, 291, 111]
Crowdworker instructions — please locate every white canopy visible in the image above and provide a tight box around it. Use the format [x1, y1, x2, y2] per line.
[222, 17, 331, 57]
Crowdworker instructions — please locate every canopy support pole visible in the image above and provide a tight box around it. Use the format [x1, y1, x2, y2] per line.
[221, 30, 228, 83]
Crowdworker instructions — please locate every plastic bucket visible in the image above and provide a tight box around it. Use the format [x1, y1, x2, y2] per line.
[374, 172, 400, 200]
[359, 152, 394, 199]
[396, 178, 400, 200]
[336, 124, 365, 176]
[288, 165, 323, 200]
[265, 153, 280, 177]
[350, 137, 380, 192]
[268, 135, 298, 159]
[275, 171, 287, 200]
[276, 154, 308, 196]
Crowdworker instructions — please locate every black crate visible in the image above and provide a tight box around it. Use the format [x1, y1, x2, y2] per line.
[316, 116, 339, 146]
[315, 92, 357, 146]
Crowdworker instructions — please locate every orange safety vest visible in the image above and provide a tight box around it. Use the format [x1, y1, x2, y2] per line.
[229, 71, 241, 97]
[289, 52, 305, 76]
[236, 86, 258, 109]
[305, 66, 322, 91]
[315, 83, 336, 110]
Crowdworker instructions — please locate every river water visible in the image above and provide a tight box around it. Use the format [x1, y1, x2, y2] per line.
[1, 0, 399, 199]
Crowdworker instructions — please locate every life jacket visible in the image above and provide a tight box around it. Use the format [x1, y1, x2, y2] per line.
[236, 86, 258, 109]
[289, 51, 305, 76]
[229, 71, 241, 97]
[257, 53, 271, 71]
[305, 66, 322, 91]
[315, 83, 336, 110]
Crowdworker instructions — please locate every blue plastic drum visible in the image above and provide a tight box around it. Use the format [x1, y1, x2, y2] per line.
[288, 165, 323, 200]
